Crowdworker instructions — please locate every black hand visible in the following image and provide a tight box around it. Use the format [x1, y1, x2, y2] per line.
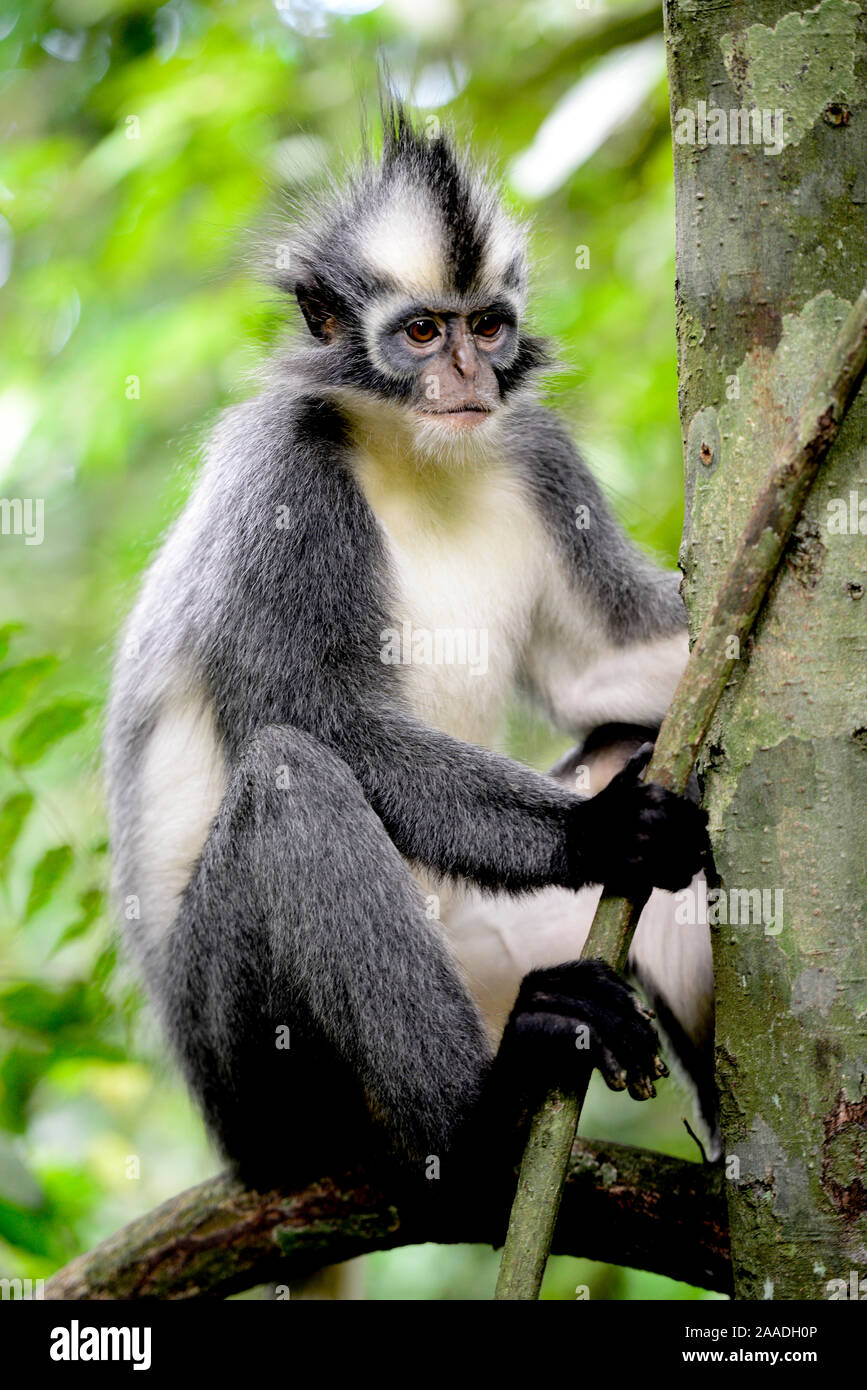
[566, 742, 710, 895]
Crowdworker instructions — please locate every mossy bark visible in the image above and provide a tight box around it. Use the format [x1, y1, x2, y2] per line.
[45, 1141, 731, 1300]
[666, 0, 867, 1299]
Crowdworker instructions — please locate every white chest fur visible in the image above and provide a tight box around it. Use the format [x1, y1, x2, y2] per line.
[354, 447, 549, 748]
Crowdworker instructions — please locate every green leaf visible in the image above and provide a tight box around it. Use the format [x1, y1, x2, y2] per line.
[0, 656, 58, 721]
[0, 981, 93, 1034]
[0, 623, 23, 664]
[11, 700, 90, 766]
[0, 1048, 50, 1133]
[25, 845, 74, 921]
[53, 887, 103, 951]
[0, 793, 34, 871]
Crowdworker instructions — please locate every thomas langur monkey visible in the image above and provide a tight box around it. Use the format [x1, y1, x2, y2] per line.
[105, 99, 715, 1206]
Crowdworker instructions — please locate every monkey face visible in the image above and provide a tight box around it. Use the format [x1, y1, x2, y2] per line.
[283, 109, 551, 445]
[291, 273, 543, 454]
[375, 303, 516, 430]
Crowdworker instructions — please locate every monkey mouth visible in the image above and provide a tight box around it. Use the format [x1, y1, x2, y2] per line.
[417, 405, 494, 428]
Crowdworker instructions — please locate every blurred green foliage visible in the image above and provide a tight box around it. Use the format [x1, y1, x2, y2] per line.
[0, 0, 720, 1299]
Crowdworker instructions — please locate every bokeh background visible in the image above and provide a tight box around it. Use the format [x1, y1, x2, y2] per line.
[0, 0, 722, 1299]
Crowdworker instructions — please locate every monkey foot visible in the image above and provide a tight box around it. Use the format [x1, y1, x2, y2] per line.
[509, 958, 668, 1101]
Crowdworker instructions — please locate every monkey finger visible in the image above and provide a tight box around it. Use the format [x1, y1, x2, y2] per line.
[598, 1046, 628, 1092]
[627, 1076, 657, 1102]
[624, 741, 654, 780]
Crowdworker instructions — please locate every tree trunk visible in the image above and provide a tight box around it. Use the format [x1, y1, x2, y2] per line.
[666, 0, 867, 1299]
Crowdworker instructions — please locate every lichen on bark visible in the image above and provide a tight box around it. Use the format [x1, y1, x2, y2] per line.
[720, 0, 862, 150]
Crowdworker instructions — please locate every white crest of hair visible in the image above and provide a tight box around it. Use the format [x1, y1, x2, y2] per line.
[359, 160, 528, 301]
[451, 155, 529, 280]
[480, 203, 529, 291]
[361, 177, 446, 292]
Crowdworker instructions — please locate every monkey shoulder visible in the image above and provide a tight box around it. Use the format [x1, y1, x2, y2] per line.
[195, 391, 378, 567]
[506, 403, 605, 510]
[506, 401, 684, 637]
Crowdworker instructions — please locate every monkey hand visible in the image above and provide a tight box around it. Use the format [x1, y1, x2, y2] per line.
[568, 742, 710, 896]
[508, 959, 667, 1101]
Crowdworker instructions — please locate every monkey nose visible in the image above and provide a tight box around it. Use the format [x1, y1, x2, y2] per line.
[452, 347, 477, 381]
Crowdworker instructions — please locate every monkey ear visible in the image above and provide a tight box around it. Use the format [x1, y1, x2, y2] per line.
[294, 278, 341, 342]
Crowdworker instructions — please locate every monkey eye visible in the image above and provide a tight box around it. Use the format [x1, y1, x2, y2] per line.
[405, 317, 440, 344]
[473, 312, 504, 339]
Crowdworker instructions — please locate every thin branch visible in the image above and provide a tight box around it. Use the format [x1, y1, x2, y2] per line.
[495, 287, 867, 1301]
[45, 1138, 731, 1300]
[472, 1, 663, 100]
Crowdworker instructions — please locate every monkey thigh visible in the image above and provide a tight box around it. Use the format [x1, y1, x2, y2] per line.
[163, 724, 491, 1184]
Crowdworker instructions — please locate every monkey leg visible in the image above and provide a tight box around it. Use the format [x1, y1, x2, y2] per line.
[160, 723, 493, 1188]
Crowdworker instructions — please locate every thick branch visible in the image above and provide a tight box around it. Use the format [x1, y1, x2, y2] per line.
[44, 1138, 730, 1300]
[496, 288, 867, 1301]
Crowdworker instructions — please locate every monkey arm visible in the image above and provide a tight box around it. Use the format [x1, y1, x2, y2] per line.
[324, 702, 705, 899]
[522, 622, 688, 738]
[329, 701, 578, 892]
[512, 405, 689, 736]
